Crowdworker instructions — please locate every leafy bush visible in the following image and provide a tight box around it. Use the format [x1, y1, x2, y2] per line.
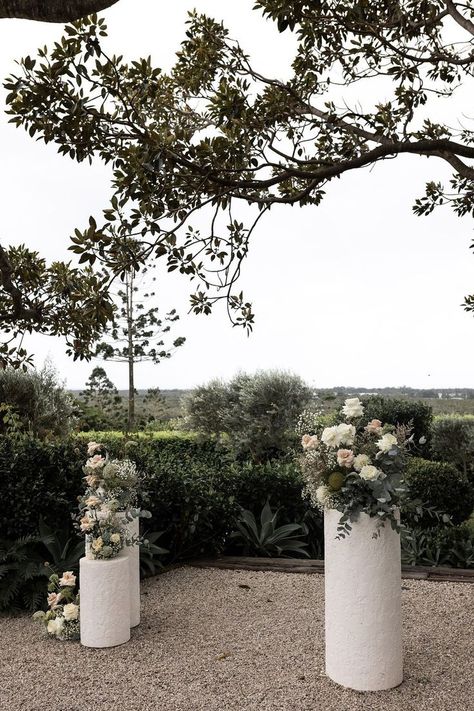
[0, 523, 83, 613]
[405, 457, 474, 526]
[0, 437, 84, 540]
[431, 416, 474, 482]
[363, 396, 432, 456]
[401, 524, 474, 568]
[0, 361, 75, 438]
[183, 370, 313, 461]
[229, 501, 309, 557]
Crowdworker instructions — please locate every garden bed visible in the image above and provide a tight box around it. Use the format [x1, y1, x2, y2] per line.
[190, 556, 474, 583]
[1, 566, 472, 711]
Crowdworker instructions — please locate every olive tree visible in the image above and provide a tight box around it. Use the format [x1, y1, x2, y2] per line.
[184, 370, 313, 461]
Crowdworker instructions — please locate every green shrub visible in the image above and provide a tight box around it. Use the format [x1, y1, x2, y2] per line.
[229, 460, 309, 524]
[363, 396, 432, 456]
[405, 457, 474, 526]
[0, 362, 75, 439]
[0, 523, 83, 613]
[431, 416, 474, 482]
[0, 437, 84, 540]
[183, 370, 313, 462]
[401, 524, 474, 568]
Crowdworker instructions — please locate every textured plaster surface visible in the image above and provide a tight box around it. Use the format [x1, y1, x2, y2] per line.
[325, 509, 403, 691]
[121, 515, 140, 628]
[1, 566, 472, 711]
[79, 556, 130, 648]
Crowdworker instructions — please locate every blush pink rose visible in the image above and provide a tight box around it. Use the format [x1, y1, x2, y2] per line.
[336, 449, 355, 468]
[47, 592, 61, 609]
[365, 419, 383, 434]
[302, 434, 319, 451]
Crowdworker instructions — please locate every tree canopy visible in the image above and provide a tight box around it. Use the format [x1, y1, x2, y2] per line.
[3, 2, 474, 364]
[0, 1, 119, 22]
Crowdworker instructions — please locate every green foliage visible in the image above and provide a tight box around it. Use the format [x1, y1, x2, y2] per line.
[37, 518, 84, 573]
[229, 500, 309, 558]
[0, 243, 114, 369]
[401, 524, 474, 569]
[139, 531, 168, 578]
[5, 7, 474, 346]
[0, 361, 76, 438]
[79, 366, 126, 430]
[405, 457, 474, 527]
[431, 416, 474, 482]
[184, 370, 313, 461]
[0, 523, 83, 614]
[0, 535, 48, 613]
[363, 396, 432, 456]
[0, 437, 84, 540]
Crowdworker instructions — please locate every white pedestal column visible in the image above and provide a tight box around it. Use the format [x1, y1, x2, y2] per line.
[121, 515, 140, 628]
[79, 556, 131, 648]
[324, 508, 403, 691]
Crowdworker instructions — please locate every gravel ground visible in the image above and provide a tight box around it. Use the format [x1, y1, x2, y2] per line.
[1, 566, 473, 711]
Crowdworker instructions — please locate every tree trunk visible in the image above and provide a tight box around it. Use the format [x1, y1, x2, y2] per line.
[126, 271, 135, 432]
[0, 0, 119, 22]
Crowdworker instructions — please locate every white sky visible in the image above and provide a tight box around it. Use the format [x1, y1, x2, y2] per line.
[0, 0, 473, 391]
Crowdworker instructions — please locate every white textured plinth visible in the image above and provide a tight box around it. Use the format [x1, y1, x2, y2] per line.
[324, 509, 403, 691]
[121, 515, 140, 628]
[79, 556, 130, 648]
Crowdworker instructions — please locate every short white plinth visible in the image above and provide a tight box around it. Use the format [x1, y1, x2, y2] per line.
[79, 556, 130, 648]
[121, 515, 140, 628]
[324, 508, 403, 691]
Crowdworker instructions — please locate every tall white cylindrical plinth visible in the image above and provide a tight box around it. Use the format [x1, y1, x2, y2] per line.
[121, 514, 140, 628]
[79, 556, 131, 648]
[324, 509, 403, 691]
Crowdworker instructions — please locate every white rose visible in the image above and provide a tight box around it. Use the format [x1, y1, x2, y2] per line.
[336, 423, 356, 446]
[342, 397, 364, 418]
[63, 603, 79, 622]
[353, 454, 371, 472]
[321, 426, 340, 448]
[377, 433, 398, 453]
[47, 617, 64, 636]
[110, 533, 121, 544]
[359, 465, 381, 481]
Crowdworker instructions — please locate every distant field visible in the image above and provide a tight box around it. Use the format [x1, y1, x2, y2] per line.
[71, 387, 474, 423]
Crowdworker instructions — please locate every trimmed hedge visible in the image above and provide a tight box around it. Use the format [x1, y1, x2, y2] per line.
[3, 433, 472, 568]
[431, 416, 474, 482]
[1, 434, 316, 562]
[405, 457, 474, 526]
[363, 396, 432, 456]
[0, 437, 84, 539]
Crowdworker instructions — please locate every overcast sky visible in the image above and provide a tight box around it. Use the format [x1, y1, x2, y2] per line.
[1, 0, 473, 391]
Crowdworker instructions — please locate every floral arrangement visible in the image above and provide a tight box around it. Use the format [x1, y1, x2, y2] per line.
[298, 398, 411, 536]
[33, 571, 80, 641]
[77, 441, 145, 559]
[81, 511, 124, 559]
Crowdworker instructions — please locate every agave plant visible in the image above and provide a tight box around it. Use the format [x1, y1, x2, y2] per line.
[38, 518, 84, 573]
[229, 500, 309, 558]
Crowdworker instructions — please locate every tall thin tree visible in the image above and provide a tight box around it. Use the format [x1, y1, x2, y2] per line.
[94, 267, 185, 431]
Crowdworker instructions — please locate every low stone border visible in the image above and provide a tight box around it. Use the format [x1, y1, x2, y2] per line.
[190, 556, 474, 583]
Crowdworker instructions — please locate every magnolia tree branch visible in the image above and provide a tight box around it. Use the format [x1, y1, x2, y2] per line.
[0, 0, 119, 21]
[445, 1, 474, 36]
